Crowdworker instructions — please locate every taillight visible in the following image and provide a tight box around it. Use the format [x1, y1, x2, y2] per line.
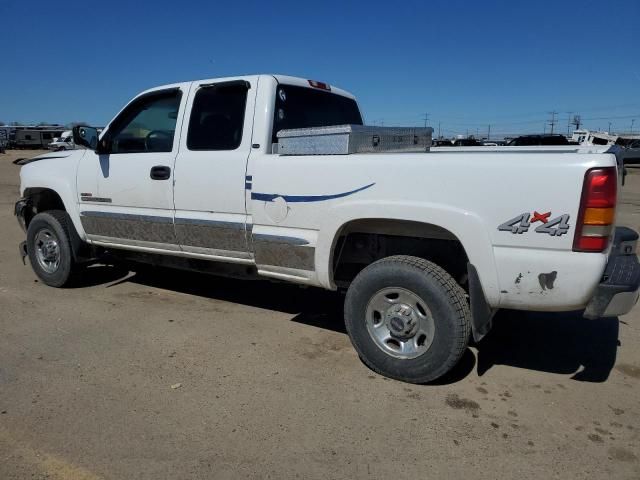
[573, 167, 617, 252]
[308, 79, 331, 91]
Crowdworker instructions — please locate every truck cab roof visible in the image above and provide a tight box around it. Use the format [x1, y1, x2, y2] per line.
[137, 74, 357, 100]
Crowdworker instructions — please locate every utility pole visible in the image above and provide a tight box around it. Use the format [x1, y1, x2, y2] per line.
[570, 114, 582, 131]
[422, 113, 429, 128]
[438, 121, 441, 138]
[632, 119, 636, 134]
[567, 112, 573, 135]
[547, 111, 558, 135]
[608, 122, 612, 134]
[487, 124, 491, 140]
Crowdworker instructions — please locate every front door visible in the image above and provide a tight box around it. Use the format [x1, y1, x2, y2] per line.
[77, 85, 189, 251]
[172, 78, 255, 261]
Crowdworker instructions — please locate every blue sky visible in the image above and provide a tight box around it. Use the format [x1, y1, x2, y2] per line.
[1, 0, 638, 137]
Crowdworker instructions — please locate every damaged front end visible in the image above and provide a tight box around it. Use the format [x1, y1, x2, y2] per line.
[14, 198, 30, 233]
[14, 198, 30, 265]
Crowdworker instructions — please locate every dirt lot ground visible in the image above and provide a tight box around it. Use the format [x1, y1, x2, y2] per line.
[1, 149, 639, 479]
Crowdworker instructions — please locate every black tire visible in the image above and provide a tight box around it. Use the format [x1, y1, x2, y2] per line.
[27, 210, 81, 287]
[344, 255, 471, 384]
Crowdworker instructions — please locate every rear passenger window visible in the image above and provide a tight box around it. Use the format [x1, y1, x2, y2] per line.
[187, 82, 248, 151]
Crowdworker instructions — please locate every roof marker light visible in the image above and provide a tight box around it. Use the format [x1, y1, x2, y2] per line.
[308, 80, 331, 91]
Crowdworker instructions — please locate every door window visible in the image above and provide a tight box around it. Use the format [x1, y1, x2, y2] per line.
[186, 83, 248, 151]
[109, 91, 181, 154]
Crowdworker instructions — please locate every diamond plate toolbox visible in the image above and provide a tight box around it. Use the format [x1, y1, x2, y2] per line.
[277, 125, 433, 155]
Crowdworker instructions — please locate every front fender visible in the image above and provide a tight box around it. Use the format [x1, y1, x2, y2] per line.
[19, 150, 87, 240]
[316, 199, 501, 306]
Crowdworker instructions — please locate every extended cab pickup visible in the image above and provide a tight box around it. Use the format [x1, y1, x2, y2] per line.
[14, 74, 640, 383]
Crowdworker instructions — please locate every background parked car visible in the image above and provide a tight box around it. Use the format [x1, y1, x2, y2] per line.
[507, 134, 569, 146]
[453, 138, 481, 146]
[47, 130, 74, 151]
[622, 139, 640, 165]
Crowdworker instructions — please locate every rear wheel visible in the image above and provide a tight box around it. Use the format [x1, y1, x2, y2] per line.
[344, 255, 470, 383]
[27, 210, 82, 287]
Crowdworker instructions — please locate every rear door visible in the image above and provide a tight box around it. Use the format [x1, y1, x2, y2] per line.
[77, 85, 189, 250]
[173, 78, 255, 261]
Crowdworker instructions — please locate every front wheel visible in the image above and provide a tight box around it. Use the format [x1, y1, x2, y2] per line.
[344, 255, 471, 383]
[27, 210, 81, 287]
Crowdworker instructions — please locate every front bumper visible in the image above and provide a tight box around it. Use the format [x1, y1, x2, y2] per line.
[14, 198, 29, 233]
[584, 227, 640, 319]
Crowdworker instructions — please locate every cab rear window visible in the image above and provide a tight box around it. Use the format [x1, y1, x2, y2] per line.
[272, 85, 362, 143]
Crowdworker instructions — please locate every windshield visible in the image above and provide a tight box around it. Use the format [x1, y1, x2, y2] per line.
[272, 84, 362, 143]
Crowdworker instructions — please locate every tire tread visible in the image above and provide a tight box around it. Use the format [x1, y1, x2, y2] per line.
[27, 210, 79, 287]
[346, 255, 471, 383]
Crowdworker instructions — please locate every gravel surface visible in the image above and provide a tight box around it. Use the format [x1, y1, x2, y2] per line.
[1, 150, 638, 479]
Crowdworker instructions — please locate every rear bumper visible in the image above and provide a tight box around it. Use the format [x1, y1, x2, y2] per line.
[584, 227, 640, 319]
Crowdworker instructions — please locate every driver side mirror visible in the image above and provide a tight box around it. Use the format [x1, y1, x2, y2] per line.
[72, 126, 99, 150]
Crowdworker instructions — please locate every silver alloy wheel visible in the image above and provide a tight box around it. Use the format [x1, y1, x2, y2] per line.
[34, 228, 61, 274]
[365, 287, 435, 359]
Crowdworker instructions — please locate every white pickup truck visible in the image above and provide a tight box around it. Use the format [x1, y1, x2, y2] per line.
[14, 74, 640, 383]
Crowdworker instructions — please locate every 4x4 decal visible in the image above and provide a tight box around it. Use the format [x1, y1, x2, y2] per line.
[498, 211, 570, 236]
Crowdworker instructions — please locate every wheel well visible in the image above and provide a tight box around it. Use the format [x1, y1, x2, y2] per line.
[23, 188, 66, 228]
[332, 219, 469, 288]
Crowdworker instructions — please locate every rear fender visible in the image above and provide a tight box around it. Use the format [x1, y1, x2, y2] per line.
[317, 200, 500, 305]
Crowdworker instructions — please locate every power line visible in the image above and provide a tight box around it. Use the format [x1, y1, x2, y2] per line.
[366, 112, 640, 129]
[367, 111, 640, 138]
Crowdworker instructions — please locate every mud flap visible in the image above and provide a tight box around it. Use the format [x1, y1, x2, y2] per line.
[468, 263, 495, 342]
